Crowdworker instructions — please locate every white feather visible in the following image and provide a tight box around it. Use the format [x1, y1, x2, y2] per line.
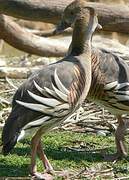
[104, 81, 118, 90]
[27, 90, 61, 107]
[23, 116, 50, 130]
[55, 103, 69, 111]
[115, 90, 129, 95]
[52, 83, 68, 102]
[44, 86, 59, 98]
[17, 130, 25, 141]
[115, 94, 129, 101]
[16, 100, 54, 114]
[33, 80, 44, 94]
[115, 82, 129, 90]
[54, 69, 69, 95]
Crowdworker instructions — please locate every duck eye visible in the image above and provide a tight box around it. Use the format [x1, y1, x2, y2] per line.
[70, 11, 74, 16]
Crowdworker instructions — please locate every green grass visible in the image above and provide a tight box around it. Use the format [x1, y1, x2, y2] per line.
[0, 130, 129, 179]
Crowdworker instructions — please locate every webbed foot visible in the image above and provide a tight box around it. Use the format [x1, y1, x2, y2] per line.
[32, 172, 54, 180]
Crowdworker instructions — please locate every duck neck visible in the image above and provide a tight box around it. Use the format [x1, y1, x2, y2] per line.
[70, 16, 93, 56]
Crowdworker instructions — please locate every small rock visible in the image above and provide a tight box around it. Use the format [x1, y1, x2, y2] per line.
[0, 60, 6, 67]
[96, 130, 107, 136]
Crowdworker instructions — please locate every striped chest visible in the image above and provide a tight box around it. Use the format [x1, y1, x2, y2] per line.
[87, 51, 129, 115]
[88, 52, 106, 101]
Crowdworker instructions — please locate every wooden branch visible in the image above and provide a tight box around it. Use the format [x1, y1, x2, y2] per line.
[27, 28, 58, 37]
[0, 39, 3, 52]
[0, 0, 71, 23]
[0, 13, 129, 59]
[1, 37, 129, 79]
[0, 15, 67, 57]
[28, 28, 72, 37]
[0, 0, 129, 34]
[0, 66, 40, 79]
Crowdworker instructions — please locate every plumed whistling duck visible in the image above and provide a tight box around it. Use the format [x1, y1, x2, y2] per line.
[56, 0, 129, 161]
[2, 4, 100, 179]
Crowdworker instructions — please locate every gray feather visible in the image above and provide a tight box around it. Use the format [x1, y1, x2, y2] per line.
[54, 69, 69, 95]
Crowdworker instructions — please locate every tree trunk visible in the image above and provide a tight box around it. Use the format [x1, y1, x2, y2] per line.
[0, 13, 129, 58]
[0, 15, 67, 57]
[0, 0, 129, 34]
[0, 66, 40, 79]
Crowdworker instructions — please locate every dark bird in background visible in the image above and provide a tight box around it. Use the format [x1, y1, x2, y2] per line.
[56, 0, 129, 161]
[2, 2, 100, 179]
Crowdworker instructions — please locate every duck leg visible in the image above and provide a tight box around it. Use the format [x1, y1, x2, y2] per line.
[104, 115, 128, 161]
[37, 140, 69, 179]
[30, 129, 54, 179]
[30, 130, 50, 179]
[30, 132, 42, 179]
[37, 140, 54, 174]
[115, 115, 128, 158]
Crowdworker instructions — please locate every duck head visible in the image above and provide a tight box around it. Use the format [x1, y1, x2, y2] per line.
[55, 0, 102, 34]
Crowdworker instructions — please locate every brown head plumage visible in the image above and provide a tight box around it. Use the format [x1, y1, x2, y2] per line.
[55, 0, 102, 33]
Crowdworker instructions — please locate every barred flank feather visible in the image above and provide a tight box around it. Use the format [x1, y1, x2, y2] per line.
[103, 81, 129, 112]
[69, 65, 86, 107]
[88, 49, 129, 114]
[16, 69, 70, 131]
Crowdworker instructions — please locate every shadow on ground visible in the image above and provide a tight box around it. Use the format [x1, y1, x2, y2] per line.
[0, 144, 109, 177]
